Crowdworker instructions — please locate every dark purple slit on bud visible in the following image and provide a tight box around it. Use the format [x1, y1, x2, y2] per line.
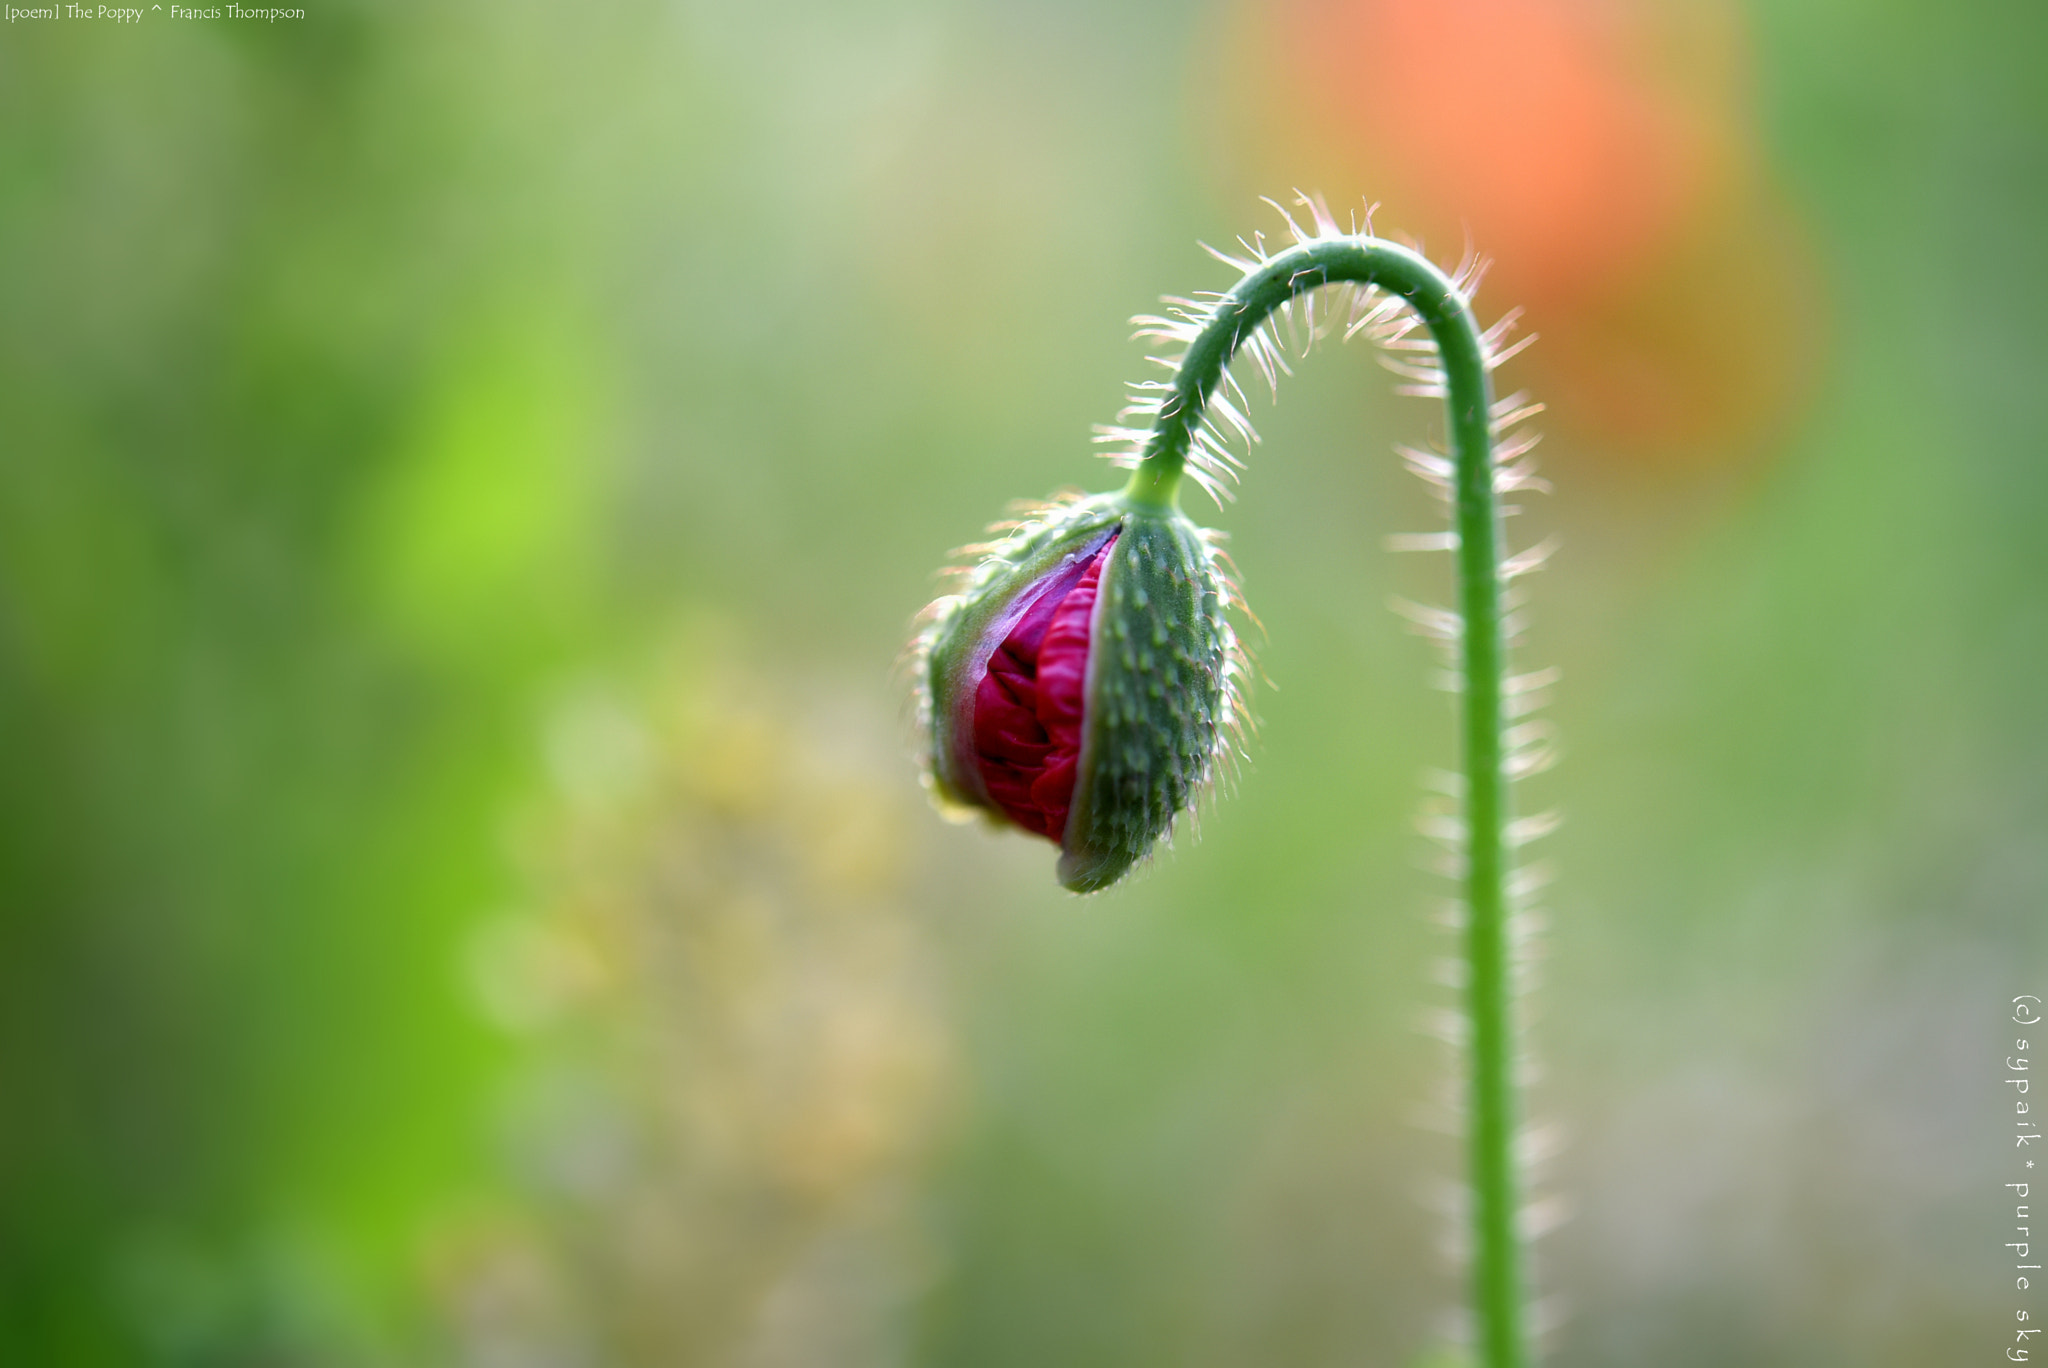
[971, 533, 1118, 842]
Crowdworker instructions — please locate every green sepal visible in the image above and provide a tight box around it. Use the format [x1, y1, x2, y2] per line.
[1058, 503, 1231, 892]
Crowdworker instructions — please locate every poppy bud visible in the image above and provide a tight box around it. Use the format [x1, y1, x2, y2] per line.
[916, 491, 1243, 892]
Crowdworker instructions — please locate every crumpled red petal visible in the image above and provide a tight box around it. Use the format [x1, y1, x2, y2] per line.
[971, 534, 1115, 841]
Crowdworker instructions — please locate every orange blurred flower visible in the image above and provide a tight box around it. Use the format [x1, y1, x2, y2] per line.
[1199, 0, 1821, 465]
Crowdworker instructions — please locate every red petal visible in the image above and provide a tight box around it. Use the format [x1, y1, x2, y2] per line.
[974, 645, 1050, 766]
[1033, 554, 1098, 754]
[970, 533, 1114, 843]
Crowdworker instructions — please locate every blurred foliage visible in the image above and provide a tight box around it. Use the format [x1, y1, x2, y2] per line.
[0, 0, 2043, 1364]
[435, 637, 950, 1365]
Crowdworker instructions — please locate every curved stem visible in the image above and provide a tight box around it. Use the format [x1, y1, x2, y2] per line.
[1128, 237, 1523, 1368]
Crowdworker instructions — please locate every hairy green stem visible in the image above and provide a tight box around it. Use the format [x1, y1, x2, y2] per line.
[1127, 237, 1524, 1368]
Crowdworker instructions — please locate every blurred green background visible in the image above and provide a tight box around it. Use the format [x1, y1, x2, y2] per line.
[1, 0, 2042, 1363]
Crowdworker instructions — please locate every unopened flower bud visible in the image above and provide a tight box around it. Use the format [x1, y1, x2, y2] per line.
[915, 491, 1243, 892]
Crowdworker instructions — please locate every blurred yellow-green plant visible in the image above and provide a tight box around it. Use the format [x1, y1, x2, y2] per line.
[435, 634, 950, 1364]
